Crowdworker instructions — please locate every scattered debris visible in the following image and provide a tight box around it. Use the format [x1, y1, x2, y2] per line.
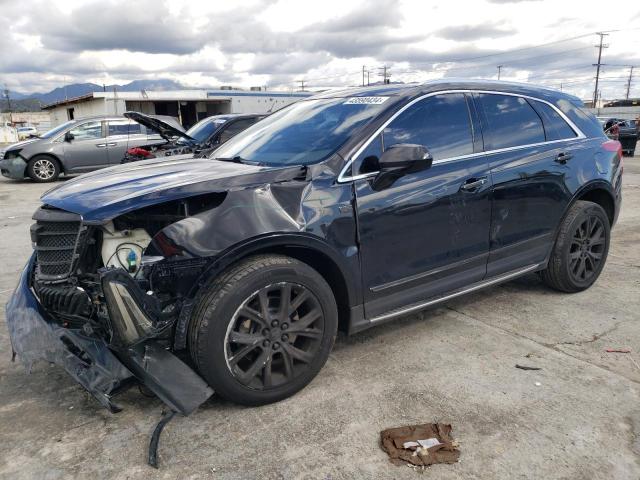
[535, 382, 542, 387]
[148, 410, 177, 468]
[515, 364, 542, 371]
[381, 423, 460, 467]
[605, 348, 631, 353]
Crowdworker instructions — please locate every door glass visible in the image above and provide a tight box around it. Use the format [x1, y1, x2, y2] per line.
[383, 93, 473, 161]
[530, 101, 578, 141]
[108, 119, 143, 136]
[69, 121, 103, 140]
[477, 94, 545, 149]
[219, 118, 258, 143]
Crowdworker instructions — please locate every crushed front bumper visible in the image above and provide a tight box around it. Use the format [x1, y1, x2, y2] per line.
[6, 255, 213, 414]
[0, 156, 27, 179]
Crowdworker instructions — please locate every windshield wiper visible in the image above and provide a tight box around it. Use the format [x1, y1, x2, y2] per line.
[213, 156, 245, 164]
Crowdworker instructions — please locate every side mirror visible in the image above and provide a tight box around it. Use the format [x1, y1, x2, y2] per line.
[64, 131, 74, 142]
[370, 144, 433, 191]
[379, 144, 433, 173]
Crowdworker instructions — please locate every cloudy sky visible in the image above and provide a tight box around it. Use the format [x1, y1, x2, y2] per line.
[2, 0, 640, 100]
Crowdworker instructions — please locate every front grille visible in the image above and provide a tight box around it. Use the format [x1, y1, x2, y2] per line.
[32, 207, 83, 281]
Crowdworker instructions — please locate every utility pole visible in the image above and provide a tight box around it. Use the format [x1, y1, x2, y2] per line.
[497, 65, 502, 80]
[3, 88, 11, 112]
[297, 79, 306, 92]
[367, 70, 370, 86]
[378, 65, 390, 84]
[592, 32, 609, 107]
[625, 66, 635, 100]
[362, 65, 366, 87]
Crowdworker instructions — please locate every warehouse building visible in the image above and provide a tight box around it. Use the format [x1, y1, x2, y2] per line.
[42, 88, 313, 129]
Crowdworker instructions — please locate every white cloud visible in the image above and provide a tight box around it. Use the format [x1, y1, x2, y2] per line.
[1, 0, 639, 100]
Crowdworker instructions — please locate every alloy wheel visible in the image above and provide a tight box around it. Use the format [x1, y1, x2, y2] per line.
[224, 282, 325, 390]
[33, 159, 55, 180]
[569, 215, 606, 283]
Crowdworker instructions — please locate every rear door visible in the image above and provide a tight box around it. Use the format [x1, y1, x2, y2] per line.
[474, 92, 582, 276]
[61, 120, 109, 172]
[352, 93, 493, 319]
[105, 119, 148, 164]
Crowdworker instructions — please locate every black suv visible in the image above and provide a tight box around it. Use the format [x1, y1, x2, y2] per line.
[7, 80, 622, 415]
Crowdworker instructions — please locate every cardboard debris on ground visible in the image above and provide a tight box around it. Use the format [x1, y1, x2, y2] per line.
[380, 423, 460, 467]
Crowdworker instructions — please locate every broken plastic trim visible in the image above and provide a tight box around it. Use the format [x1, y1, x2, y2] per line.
[148, 410, 176, 468]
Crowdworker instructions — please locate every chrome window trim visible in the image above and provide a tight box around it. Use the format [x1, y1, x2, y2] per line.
[337, 89, 587, 183]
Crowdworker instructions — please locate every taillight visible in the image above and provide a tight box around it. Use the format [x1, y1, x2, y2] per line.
[602, 139, 623, 171]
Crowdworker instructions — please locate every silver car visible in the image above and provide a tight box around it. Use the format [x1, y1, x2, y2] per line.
[0, 116, 164, 182]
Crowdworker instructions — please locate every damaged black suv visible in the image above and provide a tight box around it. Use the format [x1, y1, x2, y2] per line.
[7, 80, 622, 416]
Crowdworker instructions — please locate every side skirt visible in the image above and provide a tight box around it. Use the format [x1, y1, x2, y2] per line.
[349, 263, 543, 333]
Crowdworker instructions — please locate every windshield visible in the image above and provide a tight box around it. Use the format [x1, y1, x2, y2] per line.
[39, 120, 75, 139]
[211, 97, 389, 166]
[181, 117, 227, 144]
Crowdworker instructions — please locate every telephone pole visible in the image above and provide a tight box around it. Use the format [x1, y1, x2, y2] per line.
[297, 79, 306, 92]
[378, 65, 391, 84]
[497, 65, 502, 80]
[592, 32, 609, 107]
[625, 66, 635, 100]
[362, 65, 366, 87]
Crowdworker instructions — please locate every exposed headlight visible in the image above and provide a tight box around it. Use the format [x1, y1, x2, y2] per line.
[4, 149, 22, 160]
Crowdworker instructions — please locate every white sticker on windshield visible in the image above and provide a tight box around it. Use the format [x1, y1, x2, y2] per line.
[343, 96, 389, 105]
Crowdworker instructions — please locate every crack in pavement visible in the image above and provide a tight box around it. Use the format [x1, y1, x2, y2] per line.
[445, 305, 640, 386]
[554, 321, 626, 347]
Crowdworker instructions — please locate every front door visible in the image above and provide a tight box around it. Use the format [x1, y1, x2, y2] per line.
[62, 120, 109, 172]
[352, 93, 493, 319]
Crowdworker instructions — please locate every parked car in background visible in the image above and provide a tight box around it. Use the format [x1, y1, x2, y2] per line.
[17, 126, 38, 140]
[597, 117, 638, 156]
[7, 80, 622, 415]
[122, 112, 266, 162]
[0, 116, 164, 182]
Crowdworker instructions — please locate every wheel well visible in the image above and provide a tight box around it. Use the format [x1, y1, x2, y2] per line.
[577, 188, 614, 225]
[247, 245, 352, 334]
[28, 154, 63, 173]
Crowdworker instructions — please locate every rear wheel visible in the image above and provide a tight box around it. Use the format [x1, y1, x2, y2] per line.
[27, 155, 60, 182]
[540, 200, 610, 292]
[189, 255, 337, 406]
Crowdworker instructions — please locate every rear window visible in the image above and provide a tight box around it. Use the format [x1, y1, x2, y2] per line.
[530, 101, 577, 141]
[478, 94, 545, 150]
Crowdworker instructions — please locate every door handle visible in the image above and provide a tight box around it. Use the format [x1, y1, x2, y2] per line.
[460, 177, 487, 192]
[555, 152, 573, 163]
[96, 143, 107, 148]
[106, 142, 117, 147]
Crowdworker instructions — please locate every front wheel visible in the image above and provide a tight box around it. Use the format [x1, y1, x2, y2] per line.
[27, 155, 60, 182]
[189, 255, 338, 406]
[540, 200, 610, 292]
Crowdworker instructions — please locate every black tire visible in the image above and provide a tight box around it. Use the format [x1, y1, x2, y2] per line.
[27, 155, 60, 182]
[540, 200, 610, 293]
[189, 254, 338, 406]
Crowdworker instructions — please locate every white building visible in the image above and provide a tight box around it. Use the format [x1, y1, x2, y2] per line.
[42, 88, 313, 129]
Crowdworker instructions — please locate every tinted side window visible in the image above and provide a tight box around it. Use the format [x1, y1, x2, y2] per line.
[383, 93, 473, 160]
[108, 120, 143, 136]
[478, 94, 545, 149]
[530, 101, 577, 141]
[219, 118, 258, 143]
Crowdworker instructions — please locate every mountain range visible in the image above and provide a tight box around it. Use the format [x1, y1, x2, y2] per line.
[3, 79, 189, 111]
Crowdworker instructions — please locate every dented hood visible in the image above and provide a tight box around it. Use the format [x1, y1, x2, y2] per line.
[41, 155, 306, 223]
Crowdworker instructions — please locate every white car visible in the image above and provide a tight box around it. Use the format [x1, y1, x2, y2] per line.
[17, 126, 37, 140]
